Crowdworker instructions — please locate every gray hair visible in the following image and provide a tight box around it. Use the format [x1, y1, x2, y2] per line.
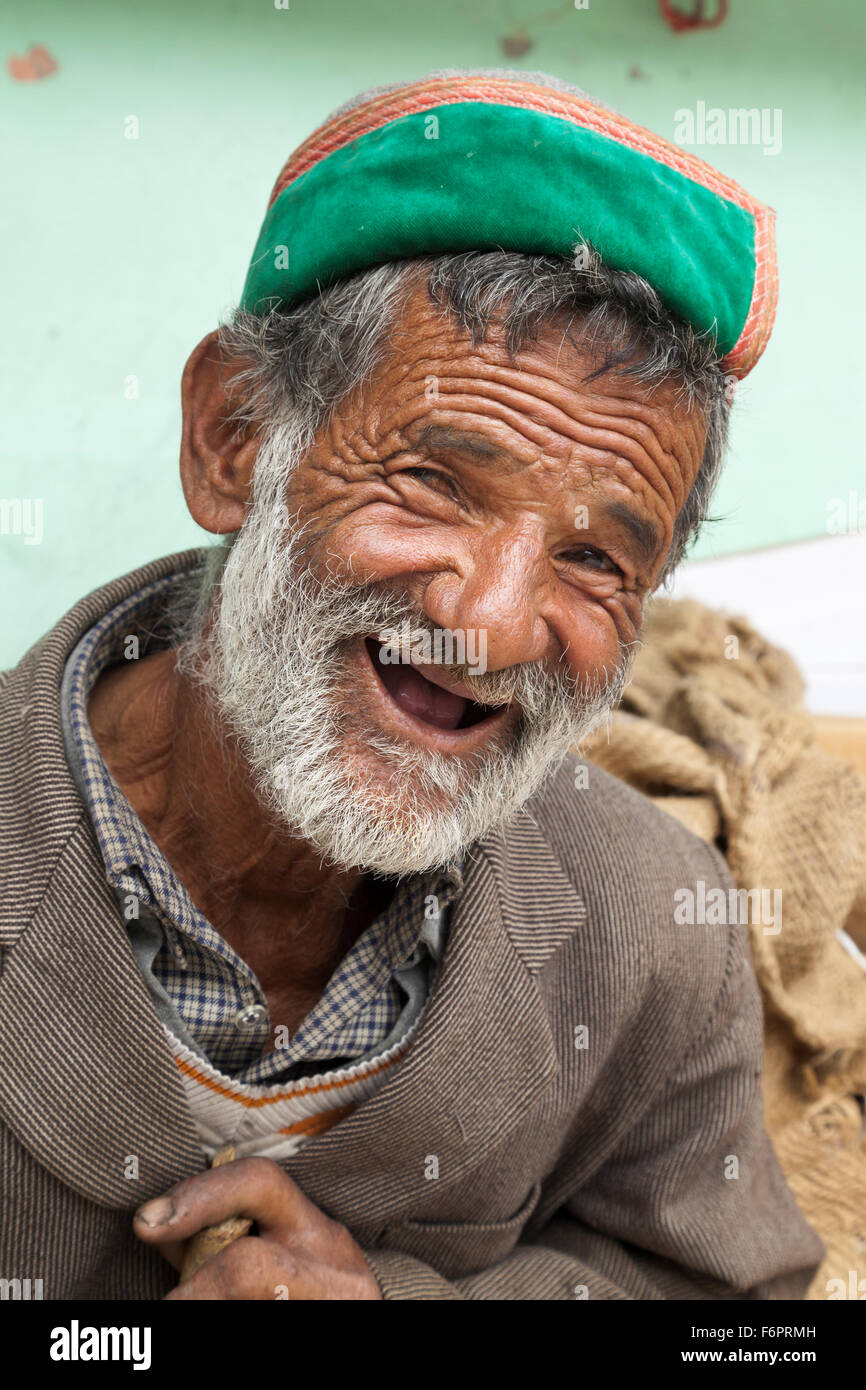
[174, 70, 732, 640]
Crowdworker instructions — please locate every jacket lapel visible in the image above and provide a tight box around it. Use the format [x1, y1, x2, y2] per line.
[0, 550, 207, 1208]
[0, 825, 205, 1205]
[282, 812, 584, 1228]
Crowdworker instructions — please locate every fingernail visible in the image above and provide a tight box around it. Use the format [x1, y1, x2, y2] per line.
[135, 1197, 176, 1227]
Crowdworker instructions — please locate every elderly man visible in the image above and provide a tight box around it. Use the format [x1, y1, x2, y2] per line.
[0, 69, 823, 1301]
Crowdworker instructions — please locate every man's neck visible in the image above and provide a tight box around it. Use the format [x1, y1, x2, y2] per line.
[87, 648, 391, 1008]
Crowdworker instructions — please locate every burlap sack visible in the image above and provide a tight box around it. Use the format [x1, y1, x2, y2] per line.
[582, 596, 866, 1300]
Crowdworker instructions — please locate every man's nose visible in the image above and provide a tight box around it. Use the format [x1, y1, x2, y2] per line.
[422, 527, 555, 671]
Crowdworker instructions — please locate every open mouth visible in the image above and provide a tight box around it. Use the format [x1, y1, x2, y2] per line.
[364, 638, 505, 733]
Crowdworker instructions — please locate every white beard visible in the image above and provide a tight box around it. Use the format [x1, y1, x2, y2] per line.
[180, 429, 636, 878]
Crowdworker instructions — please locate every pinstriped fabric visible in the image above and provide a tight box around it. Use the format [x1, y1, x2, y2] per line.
[0, 552, 826, 1299]
[0, 1127, 175, 1300]
[359, 1250, 465, 1300]
[484, 811, 588, 975]
[513, 781, 743, 1213]
[0, 550, 204, 950]
[281, 847, 541, 1193]
[1, 820, 204, 1207]
[0, 691, 83, 950]
[504, 919, 584, 975]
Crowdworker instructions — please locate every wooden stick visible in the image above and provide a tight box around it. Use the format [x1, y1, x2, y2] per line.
[179, 1144, 254, 1283]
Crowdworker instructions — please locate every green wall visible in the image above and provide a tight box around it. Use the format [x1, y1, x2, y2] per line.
[2, 0, 863, 666]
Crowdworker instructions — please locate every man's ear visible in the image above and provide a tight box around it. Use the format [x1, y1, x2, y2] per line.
[179, 330, 260, 534]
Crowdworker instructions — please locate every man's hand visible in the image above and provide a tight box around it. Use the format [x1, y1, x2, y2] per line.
[133, 1156, 382, 1300]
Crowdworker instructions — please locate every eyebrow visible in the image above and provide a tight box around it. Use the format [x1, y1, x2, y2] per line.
[415, 424, 665, 568]
[594, 500, 664, 569]
[415, 424, 508, 463]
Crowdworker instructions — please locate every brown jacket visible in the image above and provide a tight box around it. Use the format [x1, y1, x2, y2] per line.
[0, 551, 825, 1300]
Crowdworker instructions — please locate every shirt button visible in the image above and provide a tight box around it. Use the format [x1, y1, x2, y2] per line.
[235, 1004, 267, 1030]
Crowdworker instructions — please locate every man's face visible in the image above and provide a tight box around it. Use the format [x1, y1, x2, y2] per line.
[198, 285, 706, 875]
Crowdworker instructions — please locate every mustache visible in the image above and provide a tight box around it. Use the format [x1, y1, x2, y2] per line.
[283, 561, 632, 718]
[372, 617, 574, 710]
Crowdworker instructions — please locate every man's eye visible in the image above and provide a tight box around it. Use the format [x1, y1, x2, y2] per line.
[560, 545, 622, 575]
[399, 467, 458, 498]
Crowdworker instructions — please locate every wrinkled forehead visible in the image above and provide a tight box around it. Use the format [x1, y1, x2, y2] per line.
[320, 286, 707, 535]
[371, 277, 701, 425]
